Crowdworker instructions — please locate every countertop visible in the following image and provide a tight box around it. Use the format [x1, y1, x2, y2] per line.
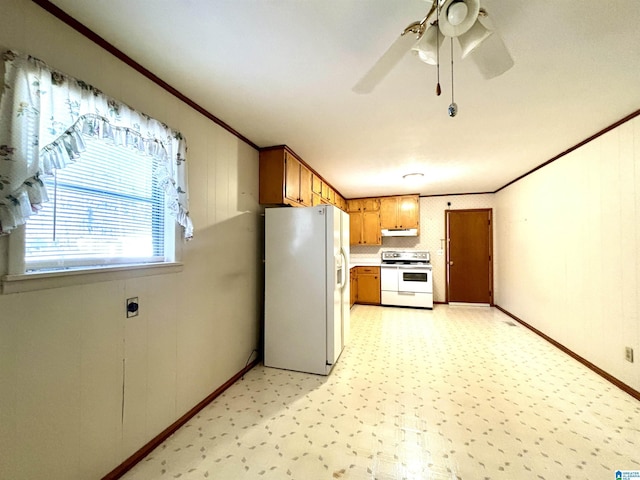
[349, 258, 381, 269]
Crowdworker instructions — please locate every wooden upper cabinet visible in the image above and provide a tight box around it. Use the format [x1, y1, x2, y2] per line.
[284, 152, 311, 206]
[349, 212, 363, 245]
[380, 195, 419, 229]
[361, 211, 381, 244]
[258, 145, 346, 213]
[347, 199, 362, 212]
[397, 195, 418, 228]
[259, 147, 312, 207]
[284, 152, 300, 203]
[362, 198, 380, 211]
[348, 197, 379, 213]
[298, 161, 312, 206]
[311, 175, 323, 197]
[321, 182, 330, 201]
[349, 209, 381, 245]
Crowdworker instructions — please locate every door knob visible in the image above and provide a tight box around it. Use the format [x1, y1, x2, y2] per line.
[449, 261, 454, 266]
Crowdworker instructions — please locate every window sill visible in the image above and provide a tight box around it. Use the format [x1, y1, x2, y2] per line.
[1, 262, 184, 294]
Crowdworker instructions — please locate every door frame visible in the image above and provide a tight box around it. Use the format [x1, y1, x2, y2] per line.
[445, 208, 494, 305]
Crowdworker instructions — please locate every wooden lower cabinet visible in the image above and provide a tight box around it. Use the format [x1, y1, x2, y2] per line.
[353, 266, 380, 305]
[350, 268, 358, 307]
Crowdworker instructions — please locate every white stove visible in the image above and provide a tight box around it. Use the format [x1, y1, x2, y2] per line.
[380, 250, 433, 309]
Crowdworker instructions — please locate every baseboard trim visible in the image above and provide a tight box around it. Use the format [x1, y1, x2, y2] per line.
[102, 359, 260, 480]
[494, 305, 640, 402]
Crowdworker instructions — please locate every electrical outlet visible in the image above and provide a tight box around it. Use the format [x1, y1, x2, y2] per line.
[625, 347, 634, 363]
[126, 297, 139, 318]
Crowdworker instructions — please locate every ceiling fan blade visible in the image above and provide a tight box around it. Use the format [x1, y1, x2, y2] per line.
[353, 28, 421, 94]
[467, 14, 514, 79]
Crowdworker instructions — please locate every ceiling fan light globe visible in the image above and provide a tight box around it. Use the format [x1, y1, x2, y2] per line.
[447, 3, 468, 26]
[417, 50, 436, 65]
[467, 14, 515, 79]
[412, 26, 443, 65]
[457, 19, 493, 58]
[439, 0, 480, 37]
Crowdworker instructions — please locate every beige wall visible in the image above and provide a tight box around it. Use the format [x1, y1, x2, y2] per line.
[0, 1, 263, 479]
[495, 116, 640, 392]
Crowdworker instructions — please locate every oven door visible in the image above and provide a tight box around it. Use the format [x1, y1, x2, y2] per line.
[398, 266, 431, 293]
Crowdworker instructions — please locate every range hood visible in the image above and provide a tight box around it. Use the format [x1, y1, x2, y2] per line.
[381, 228, 418, 237]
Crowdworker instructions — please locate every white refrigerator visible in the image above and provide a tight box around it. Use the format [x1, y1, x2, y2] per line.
[264, 205, 350, 375]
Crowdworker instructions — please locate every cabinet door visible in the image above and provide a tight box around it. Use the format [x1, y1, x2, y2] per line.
[362, 198, 380, 211]
[350, 269, 358, 306]
[349, 212, 363, 245]
[299, 163, 312, 206]
[284, 152, 300, 204]
[357, 270, 381, 305]
[361, 211, 381, 245]
[347, 199, 363, 213]
[311, 175, 322, 195]
[397, 196, 419, 228]
[379, 197, 398, 229]
[321, 182, 330, 201]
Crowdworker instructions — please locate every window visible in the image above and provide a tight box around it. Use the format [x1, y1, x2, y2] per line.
[24, 135, 174, 272]
[0, 50, 192, 283]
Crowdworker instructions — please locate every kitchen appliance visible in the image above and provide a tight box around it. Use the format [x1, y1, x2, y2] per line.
[381, 250, 433, 309]
[352, 1, 513, 95]
[380, 228, 418, 237]
[264, 205, 350, 375]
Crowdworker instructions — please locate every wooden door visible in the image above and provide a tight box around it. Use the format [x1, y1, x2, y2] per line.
[446, 209, 493, 304]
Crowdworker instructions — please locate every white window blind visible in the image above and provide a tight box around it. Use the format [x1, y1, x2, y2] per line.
[24, 135, 168, 271]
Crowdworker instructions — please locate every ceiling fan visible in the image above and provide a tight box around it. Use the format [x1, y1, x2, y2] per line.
[353, 0, 513, 115]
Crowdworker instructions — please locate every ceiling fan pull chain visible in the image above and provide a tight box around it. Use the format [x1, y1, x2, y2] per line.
[435, 1, 441, 96]
[448, 36, 458, 117]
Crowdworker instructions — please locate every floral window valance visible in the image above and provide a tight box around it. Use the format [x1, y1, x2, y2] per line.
[0, 50, 193, 238]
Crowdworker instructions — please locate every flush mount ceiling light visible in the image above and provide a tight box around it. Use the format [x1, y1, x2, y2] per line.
[402, 172, 425, 180]
[352, 0, 513, 117]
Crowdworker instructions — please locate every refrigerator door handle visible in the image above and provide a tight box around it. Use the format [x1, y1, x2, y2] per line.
[339, 249, 348, 290]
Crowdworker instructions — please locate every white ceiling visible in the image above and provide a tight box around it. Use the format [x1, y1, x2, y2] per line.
[49, 0, 640, 198]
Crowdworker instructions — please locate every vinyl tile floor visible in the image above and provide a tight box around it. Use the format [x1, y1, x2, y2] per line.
[121, 305, 640, 480]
